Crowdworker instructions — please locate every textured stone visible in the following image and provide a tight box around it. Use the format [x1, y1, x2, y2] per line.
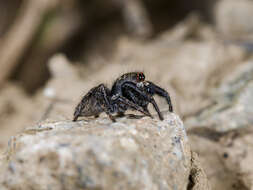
[188, 152, 211, 190]
[188, 129, 241, 190]
[219, 127, 253, 190]
[0, 113, 198, 190]
[188, 126, 253, 190]
[186, 60, 253, 132]
[186, 59, 253, 190]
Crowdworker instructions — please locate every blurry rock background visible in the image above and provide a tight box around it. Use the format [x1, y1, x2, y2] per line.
[0, 0, 253, 189]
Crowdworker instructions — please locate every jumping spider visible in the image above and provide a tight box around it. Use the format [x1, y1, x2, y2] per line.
[73, 72, 173, 122]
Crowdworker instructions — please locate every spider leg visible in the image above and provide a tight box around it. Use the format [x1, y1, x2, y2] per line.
[127, 114, 145, 119]
[104, 109, 116, 122]
[122, 82, 153, 101]
[124, 89, 140, 102]
[116, 112, 125, 118]
[73, 114, 79, 121]
[150, 97, 164, 120]
[143, 106, 152, 117]
[97, 84, 116, 122]
[123, 82, 164, 120]
[98, 84, 113, 112]
[113, 95, 153, 118]
[146, 81, 173, 112]
[124, 90, 153, 118]
[73, 102, 83, 121]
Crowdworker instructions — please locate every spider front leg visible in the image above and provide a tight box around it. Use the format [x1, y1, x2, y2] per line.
[112, 95, 153, 118]
[123, 90, 152, 118]
[123, 82, 164, 120]
[146, 81, 173, 112]
[150, 97, 164, 120]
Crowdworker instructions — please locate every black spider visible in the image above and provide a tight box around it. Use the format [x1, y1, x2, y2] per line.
[73, 72, 173, 122]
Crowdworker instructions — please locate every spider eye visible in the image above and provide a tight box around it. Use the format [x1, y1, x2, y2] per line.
[137, 72, 145, 82]
[141, 73, 145, 80]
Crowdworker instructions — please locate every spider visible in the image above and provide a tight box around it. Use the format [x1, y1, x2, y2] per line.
[73, 72, 173, 122]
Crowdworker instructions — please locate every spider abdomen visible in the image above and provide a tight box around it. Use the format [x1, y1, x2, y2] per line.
[73, 85, 108, 120]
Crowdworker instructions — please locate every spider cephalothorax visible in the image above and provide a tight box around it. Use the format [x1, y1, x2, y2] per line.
[73, 72, 173, 122]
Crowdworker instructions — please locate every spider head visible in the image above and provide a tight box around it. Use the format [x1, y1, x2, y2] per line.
[120, 72, 145, 82]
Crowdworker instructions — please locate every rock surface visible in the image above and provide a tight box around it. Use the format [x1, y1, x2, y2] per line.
[0, 113, 208, 190]
[219, 127, 253, 190]
[0, 84, 43, 154]
[186, 60, 253, 132]
[188, 152, 210, 190]
[188, 129, 248, 190]
[186, 59, 253, 189]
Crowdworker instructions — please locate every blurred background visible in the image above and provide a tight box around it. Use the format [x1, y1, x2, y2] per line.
[1, 0, 253, 189]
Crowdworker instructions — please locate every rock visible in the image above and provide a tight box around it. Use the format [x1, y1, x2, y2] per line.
[214, 0, 253, 40]
[0, 83, 43, 155]
[219, 127, 253, 190]
[186, 59, 253, 189]
[187, 152, 211, 190]
[188, 126, 253, 190]
[0, 113, 208, 190]
[188, 128, 249, 190]
[186, 60, 253, 132]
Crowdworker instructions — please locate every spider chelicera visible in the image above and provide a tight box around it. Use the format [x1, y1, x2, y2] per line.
[73, 72, 173, 122]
